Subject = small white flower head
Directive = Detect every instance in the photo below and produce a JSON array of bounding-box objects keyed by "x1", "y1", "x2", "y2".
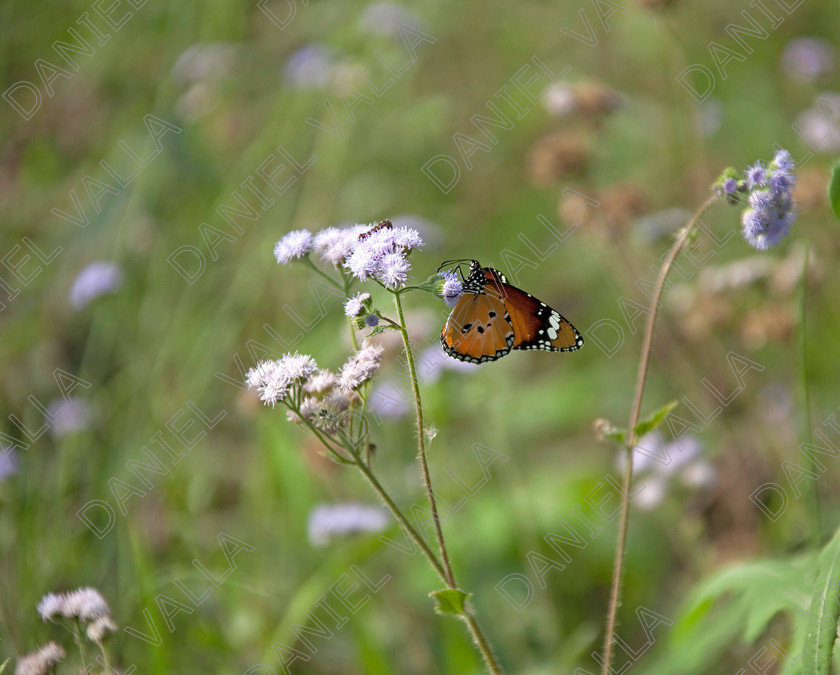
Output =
[
  {"x1": 342, "y1": 220, "x2": 423, "y2": 287},
  {"x1": 246, "y1": 353, "x2": 317, "y2": 406},
  {"x1": 392, "y1": 226, "x2": 423, "y2": 251},
  {"x1": 345, "y1": 240, "x2": 381, "y2": 281},
  {"x1": 308, "y1": 502, "x2": 389, "y2": 546},
  {"x1": 439, "y1": 270, "x2": 463, "y2": 308},
  {"x1": 15, "y1": 641, "x2": 66, "y2": 675},
  {"x1": 247, "y1": 360, "x2": 291, "y2": 406},
  {"x1": 36, "y1": 593, "x2": 66, "y2": 622},
  {"x1": 344, "y1": 292, "x2": 371, "y2": 318},
  {"x1": 303, "y1": 370, "x2": 338, "y2": 396},
  {"x1": 339, "y1": 342, "x2": 384, "y2": 391},
  {"x1": 378, "y1": 251, "x2": 410, "y2": 289},
  {"x1": 62, "y1": 587, "x2": 111, "y2": 621},
  {"x1": 70, "y1": 261, "x2": 123, "y2": 309},
  {"x1": 312, "y1": 225, "x2": 367, "y2": 265},
  {"x1": 274, "y1": 229, "x2": 313, "y2": 264},
  {"x1": 86, "y1": 614, "x2": 118, "y2": 643},
  {"x1": 282, "y1": 353, "x2": 319, "y2": 382}
]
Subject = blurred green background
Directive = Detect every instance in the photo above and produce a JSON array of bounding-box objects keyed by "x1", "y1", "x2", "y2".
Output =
[{"x1": 2, "y1": 0, "x2": 840, "y2": 672}]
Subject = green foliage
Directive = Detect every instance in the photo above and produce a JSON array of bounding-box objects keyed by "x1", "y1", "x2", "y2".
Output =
[
  {"x1": 828, "y1": 161, "x2": 840, "y2": 220},
  {"x1": 632, "y1": 400, "x2": 680, "y2": 440},
  {"x1": 802, "y1": 525, "x2": 840, "y2": 674},
  {"x1": 644, "y1": 554, "x2": 817, "y2": 674},
  {"x1": 429, "y1": 589, "x2": 470, "y2": 617},
  {"x1": 3, "y1": 0, "x2": 840, "y2": 672}
]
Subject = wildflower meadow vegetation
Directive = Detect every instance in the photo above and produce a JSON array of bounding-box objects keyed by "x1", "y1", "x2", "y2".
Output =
[{"x1": 3, "y1": 1, "x2": 840, "y2": 673}]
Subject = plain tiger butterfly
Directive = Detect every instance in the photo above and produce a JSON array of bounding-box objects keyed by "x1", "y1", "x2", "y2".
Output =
[{"x1": 439, "y1": 259, "x2": 583, "y2": 364}]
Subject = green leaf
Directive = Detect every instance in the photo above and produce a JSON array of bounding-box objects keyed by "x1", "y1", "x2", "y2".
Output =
[
  {"x1": 594, "y1": 418, "x2": 625, "y2": 443},
  {"x1": 632, "y1": 400, "x2": 679, "y2": 438},
  {"x1": 829, "y1": 161, "x2": 840, "y2": 220},
  {"x1": 0, "y1": 659, "x2": 8, "y2": 674},
  {"x1": 430, "y1": 588, "x2": 470, "y2": 616},
  {"x1": 802, "y1": 525, "x2": 840, "y2": 674},
  {"x1": 642, "y1": 554, "x2": 817, "y2": 675},
  {"x1": 366, "y1": 324, "x2": 393, "y2": 337}
]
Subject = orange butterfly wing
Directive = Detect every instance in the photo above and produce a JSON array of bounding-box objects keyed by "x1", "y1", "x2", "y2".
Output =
[
  {"x1": 482, "y1": 267, "x2": 584, "y2": 353},
  {"x1": 440, "y1": 291, "x2": 515, "y2": 363},
  {"x1": 440, "y1": 261, "x2": 583, "y2": 363}
]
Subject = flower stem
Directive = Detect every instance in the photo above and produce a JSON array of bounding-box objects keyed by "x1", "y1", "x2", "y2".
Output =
[
  {"x1": 351, "y1": 453, "x2": 449, "y2": 583},
  {"x1": 797, "y1": 241, "x2": 820, "y2": 544},
  {"x1": 391, "y1": 291, "x2": 503, "y2": 674},
  {"x1": 600, "y1": 194, "x2": 718, "y2": 674},
  {"x1": 392, "y1": 291, "x2": 456, "y2": 588}
]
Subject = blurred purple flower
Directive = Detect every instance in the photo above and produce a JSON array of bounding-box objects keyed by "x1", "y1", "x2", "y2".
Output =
[
  {"x1": 70, "y1": 261, "x2": 123, "y2": 309},
  {"x1": 368, "y1": 379, "x2": 410, "y2": 420},
  {"x1": 739, "y1": 149, "x2": 797, "y2": 250},
  {"x1": 781, "y1": 38, "x2": 835, "y2": 83},
  {"x1": 308, "y1": 502, "x2": 389, "y2": 546},
  {"x1": 617, "y1": 433, "x2": 713, "y2": 510},
  {"x1": 284, "y1": 44, "x2": 335, "y2": 89},
  {"x1": 171, "y1": 43, "x2": 237, "y2": 86},
  {"x1": 795, "y1": 94, "x2": 840, "y2": 153},
  {"x1": 0, "y1": 447, "x2": 18, "y2": 481},
  {"x1": 358, "y1": 3, "x2": 425, "y2": 38},
  {"x1": 46, "y1": 398, "x2": 91, "y2": 438},
  {"x1": 418, "y1": 343, "x2": 479, "y2": 383}
]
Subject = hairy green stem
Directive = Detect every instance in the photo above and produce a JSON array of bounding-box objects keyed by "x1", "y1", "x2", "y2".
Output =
[
  {"x1": 392, "y1": 291, "x2": 503, "y2": 674},
  {"x1": 392, "y1": 292, "x2": 456, "y2": 587},
  {"x1": 600, "y1": 194, "x2": 718, "y2": 674}
]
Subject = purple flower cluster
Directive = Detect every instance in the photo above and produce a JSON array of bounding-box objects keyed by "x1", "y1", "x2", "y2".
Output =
[
  {"x1": 246, "y1": 353, "x2": 317, "y2": 406},
  {"x1": 739, "y1": 149, "x2": 797, "y2": 250},
  {"x1": 344, "y1": 222, "x2": 423, "y2": 289},
  {"x1": 247, "y1": 344, "x2": 383, "y2": 436},
  {"x1": 274, "y1": 220, "x2": 423, "y2": 290},
  {"x1": 15, "y1": 642, "x2": 66, "y2": 674}
]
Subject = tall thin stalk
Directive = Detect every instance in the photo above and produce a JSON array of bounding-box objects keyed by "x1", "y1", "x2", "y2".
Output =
[
  {"x1": 600, "y1": 195, "x2": 717, "y2": 673},
  {"x1": 392, "y1": 291, "x2": 456, "y2": 588},
  {"x1": 392, "y1": 291, "x2": 503, "y2": 674}
]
